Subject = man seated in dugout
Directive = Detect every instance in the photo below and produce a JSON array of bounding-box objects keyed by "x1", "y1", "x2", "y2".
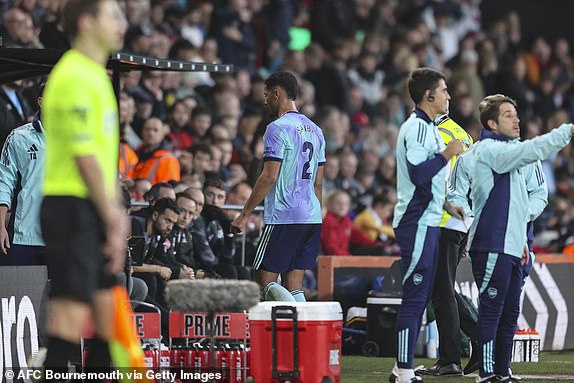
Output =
[
  {"x1": 131, "y1": 198, "x2": 194, "y2": 310},
  {"x1": 171, "y1": 192, "x2": 205, "y2": 279}
]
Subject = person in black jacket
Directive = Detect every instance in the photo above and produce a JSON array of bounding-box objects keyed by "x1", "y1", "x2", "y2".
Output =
[
  {"x1": 131, "y1": 198, "x2": 193, "y2": 308},
  {"x1": 185, "y1": 187, "x2": 221, "y2": 276},
  {"x1": 172, "y1": 192, "x2": 206, "y2": 279},
  {"x1": 202, "y1": 177, "x2": 250, "y2": 279}
]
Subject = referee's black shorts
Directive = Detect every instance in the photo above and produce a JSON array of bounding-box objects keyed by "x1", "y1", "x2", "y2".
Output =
[{"x1": 41, "y1": 196, "x2": 114, "y2": 303}]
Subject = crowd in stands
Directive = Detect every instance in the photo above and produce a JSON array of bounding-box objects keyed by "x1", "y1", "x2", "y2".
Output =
[{"x1": 2, "y1": 0, "x2": 574, "y2": 303}]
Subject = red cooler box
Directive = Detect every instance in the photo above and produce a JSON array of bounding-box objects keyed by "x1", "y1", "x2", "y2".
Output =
[{"x1": 249, "y1": 302, "x2": 343, "y2": 383}]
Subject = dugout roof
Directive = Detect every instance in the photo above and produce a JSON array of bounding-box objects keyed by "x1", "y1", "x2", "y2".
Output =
[{"x1": 0, "y1": 48, "x2": 233, "y2": 85}]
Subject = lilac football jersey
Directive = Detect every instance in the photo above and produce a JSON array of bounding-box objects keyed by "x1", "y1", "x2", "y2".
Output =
[{"x1": 262, "y1": 111, "x2": 326, "y2": 224}]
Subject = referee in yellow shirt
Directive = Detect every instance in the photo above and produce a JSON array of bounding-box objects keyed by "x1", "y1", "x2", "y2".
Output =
[
  {"x1": 418, "y1": 115, "x2": 475, "y2": 377},
  {"x1": 40, "y1": 0, "x2": 127, "y2": 372}
]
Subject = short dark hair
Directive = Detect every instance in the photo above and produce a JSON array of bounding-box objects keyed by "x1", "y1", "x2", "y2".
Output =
[
  {"x1": 203, "y1": 176, "x2": 226, "y2": 192},
  {"x1": 191, "y1": 106, "x2": 211, "y2": 119},
  {"x1": 407, "y1": 67, "x2": 447, "y2": 105},
  {"x1": 152, "y1": 198, "x2": 180, "y2": 216},
  {"x1": 478, "y1": 94, "x2": 518, "y2": 131},
  {"x1": 189, "y1": 143, "x2": 212, "y2": 158},
  {"x1": 372, "y1": 193, "x2": 391, "y2": 207},
  {"x1": 264, "y1": 71, "x2": 298, "y2": 100},
  {"x1": 144, "y1": 182, "x2": 173, "y2": 202},
  {"x1": 63, "y1": 0, "x2": 103, "y2": 38},
  {"x1": 175, "y1": 192, "x2": 195, "y2": 203}
]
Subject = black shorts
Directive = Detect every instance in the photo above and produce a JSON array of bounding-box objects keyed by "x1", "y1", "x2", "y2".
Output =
[
  {"x1": 252, "y1": 224, "x2": 321, "y2": 273},
  {"x1": 41, "y1": 196, "x2": 114, "y2": 303}
]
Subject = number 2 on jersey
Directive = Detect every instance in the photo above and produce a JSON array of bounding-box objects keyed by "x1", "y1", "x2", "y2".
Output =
[{"x1": 301, "y1": 141, "x2": 314, "y2": 179}]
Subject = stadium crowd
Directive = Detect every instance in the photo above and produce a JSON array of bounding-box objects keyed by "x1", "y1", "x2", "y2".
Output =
[{"x1": 1, "y1": 0, "x2": 574, "y2": 303}]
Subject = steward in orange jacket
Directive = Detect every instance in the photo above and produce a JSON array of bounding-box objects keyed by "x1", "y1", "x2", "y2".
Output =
[
  {"x1": 118, "y1": 142, "x2": 138, "y2": 179},
  {"x1": 132, "y1": 117, "x2": 181, "y2": 184}
]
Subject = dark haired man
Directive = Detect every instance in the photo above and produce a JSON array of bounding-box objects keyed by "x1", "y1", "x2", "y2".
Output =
[
  {"x1": 391, "y1": 68, "x2": 465, "y2": 383},
  {"x1": 132, "y1": 198, "x2": 189, "y2": 307},
  {"x1": 231, "y1": 71, "x2": 326, "y2": 302},
  {"x1": 40, "y1": 0, "x2": 127, "y2": 371}
]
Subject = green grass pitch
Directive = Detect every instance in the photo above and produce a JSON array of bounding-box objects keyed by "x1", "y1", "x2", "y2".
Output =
[{"x1": 341, "y1": 352, "x2": 574, "y2": 382}]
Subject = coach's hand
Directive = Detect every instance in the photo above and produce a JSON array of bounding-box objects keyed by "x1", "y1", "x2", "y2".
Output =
[
  {"x1": 0, "y1": 225, "x2": 10, "y2": 255},
  {"x1": 522, "y1": 245, "x2": 530, "y2": 266},
  {"x1": 103, "y1": 207, "x2": 128, "y2": 274},
  {"x1": 442, "y1": 139, "x2": 464, "y2": 160},
  {"x1": 231, "y1": 212, "x2": 248, "y2": 234}
]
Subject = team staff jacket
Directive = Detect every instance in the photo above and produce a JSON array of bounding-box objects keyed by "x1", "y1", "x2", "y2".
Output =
[
  {"x1": 393, "y1": 108, "x2": 448, "y2": 230},
  {"x1": 133, "y1": 141, "x2": 181, "y2": 184},
  {"x1": 448, "y1": 140, "x2": 547, "y2": 253},
  {"x1": 170, "y1": 226, "x2": 195, "y2": 269},
  {"x1": 130, "y1": 215, "x2": 182, "y2": 279},
  {"x1": 467, "y1": 125, "x2": 571, "y2": 258},
  {"x1": 0, "y1": 118, "x2": 45, "y2": 246}
]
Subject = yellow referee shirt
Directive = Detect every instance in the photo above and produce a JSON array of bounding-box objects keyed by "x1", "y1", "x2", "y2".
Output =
[
  {"x1": 437, "y1": 115, "x2": 473, "y2": 228},
  {"x1": 43, "y1": 50, "x2": 118, "y2": 200}
]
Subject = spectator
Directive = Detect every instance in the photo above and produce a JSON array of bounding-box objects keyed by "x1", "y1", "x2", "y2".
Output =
[
  {"x1": 310, "y1": 0, "x2": 356, "y2": 52},
  {"x1": 335, "y1": 150, "x2": 363, "y2": 206},
  {"x1": 348, "y1": 51, "x2": 385, "y2": 109},
  {"x1": 189, "y1": 143, "x2": 212, "y2": 180},
  {"x1": 211, "y1": 0, "x2": 257, "y2": 74},
  {"x1": 354, "y1": 193, "x2": 396, "y2": 242},
  {"x1": 304, "y1": 43, "x2": 348, "y2": 110},
  {"x1": 320, "y1": 190, "x2": 382, "y2": 256},
  {"x1": 321, "y1": 153, "x2": 338, "y2": 198},
  {"x1": 0, "y1": 81, "x2": 33, "y2": 146},
  {"x1": 119, "y1": 91, "x2": 141, "y2": 149},
  {"x1": 189, "y1": 106, "x2": 212, "y2": 143},
  {"x1": 132, "y1": 117, "x2": 181, "y2": 184},
  {"x1": 166, "y1": 99, "x2": 193, "y2": 151}
]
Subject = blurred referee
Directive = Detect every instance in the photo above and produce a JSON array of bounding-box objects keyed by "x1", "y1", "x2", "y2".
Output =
[{"x1": 39, "y1": 0, "x2": 127, "y2": 373}]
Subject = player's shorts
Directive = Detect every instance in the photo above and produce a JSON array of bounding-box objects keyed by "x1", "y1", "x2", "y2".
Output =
[
  {"x1": 41, "y1": 196, "x2": 114, "y2": 303},
  {"x1": 252, "y1": 223, "x2": 321, "y2": 273}
]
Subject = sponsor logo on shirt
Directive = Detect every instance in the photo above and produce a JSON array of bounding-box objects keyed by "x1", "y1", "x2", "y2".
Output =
[{"x1": 27, "y1": 144, "x2": 38, "y2": 160}]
